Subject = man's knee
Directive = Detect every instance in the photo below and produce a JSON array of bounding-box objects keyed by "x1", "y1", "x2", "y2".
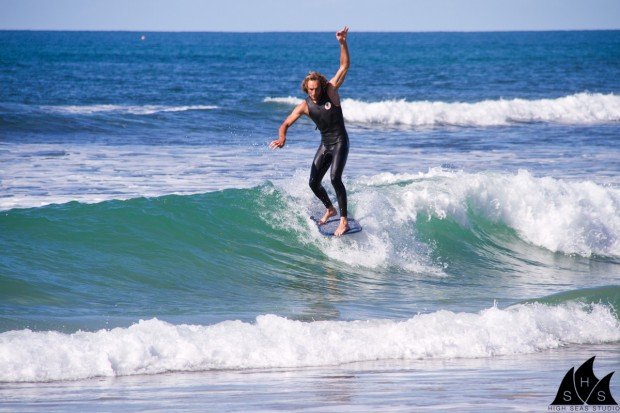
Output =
[{"x1": 330, "y1": 174, "x2": 343, "y2": 188}]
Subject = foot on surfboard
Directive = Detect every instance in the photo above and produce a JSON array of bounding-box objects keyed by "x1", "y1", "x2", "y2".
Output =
[{"x1": 310, "y1": 215, "x2": 362, "y2": 237}]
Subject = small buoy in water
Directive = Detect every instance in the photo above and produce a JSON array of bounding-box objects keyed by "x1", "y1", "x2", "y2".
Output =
[{"x1": 140, "y1": 35, "x2": 146, "y2": 41}]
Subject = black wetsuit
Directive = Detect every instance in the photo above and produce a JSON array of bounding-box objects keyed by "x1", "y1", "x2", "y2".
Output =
[{"x1": 306, "y1": 92, "x2": 349, "y2": 218}]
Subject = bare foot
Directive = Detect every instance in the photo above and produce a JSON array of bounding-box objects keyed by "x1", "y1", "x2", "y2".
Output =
[
  {"x1": 318, "y1": 206, "x2": 338, "y2": 225},
  {"x1": 334, "y1": 217, "x2": 349, "y2": 236}
]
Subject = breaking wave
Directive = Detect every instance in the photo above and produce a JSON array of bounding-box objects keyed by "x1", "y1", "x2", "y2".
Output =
[{"x1": 265, "y1": 92, "x2": 620, "y2": 127}]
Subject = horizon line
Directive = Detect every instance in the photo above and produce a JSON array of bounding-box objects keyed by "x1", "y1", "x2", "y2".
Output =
[{"x1": 1, "y1": 28, "x2": 619, "y2": 34}]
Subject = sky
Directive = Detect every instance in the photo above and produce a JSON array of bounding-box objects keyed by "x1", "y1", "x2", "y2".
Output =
[{"x1": 1, "y1": 0, "x2": 619, "y2": 32}]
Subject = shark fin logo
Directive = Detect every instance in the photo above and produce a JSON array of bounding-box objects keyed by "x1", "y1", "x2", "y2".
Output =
[{"x1": 551, "y1": 356, "x2": 617, "y2": 406}]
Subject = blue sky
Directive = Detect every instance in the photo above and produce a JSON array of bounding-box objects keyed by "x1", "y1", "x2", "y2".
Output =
[{"x1": 1, "y1": 0, "x2": 619, "y2": 31}]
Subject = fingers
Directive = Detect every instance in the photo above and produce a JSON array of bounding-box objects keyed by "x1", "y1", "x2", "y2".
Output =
[
  {"x1": 336, "y1": 26, "x2": 349, "y2": 43},
  {"x1": 269, "y1": 140, "x2": 283, "y2": 149}
]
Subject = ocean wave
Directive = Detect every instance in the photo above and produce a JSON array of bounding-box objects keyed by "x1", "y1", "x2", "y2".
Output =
[
  {"x1": 272, "y1": 168, "x2": 620, "y2": 262},
  {"x1": 3, "y1": 168, "x2": 619, "y2": 264},
  {"x1": 0, "y1": 302, "x2": 617, "y2": 382},
  {"x1": 263, "y1": 96, "x2": 303, "y2": 106},
  {"x1": 0, "y1": 144, "x2": 259, "y2": 212},
  {"x1": 525, "y1": 285, "x2": 620, "y2": 309},
  {"x1": 346, "y1": 169, "x2": 620, "y2": 258},
  {"x1": 264, "y1": 93, "x2": 620, "y2": 127},
  {"x1": 39, "y1": 104, "x2": 219, "y2": 115}
]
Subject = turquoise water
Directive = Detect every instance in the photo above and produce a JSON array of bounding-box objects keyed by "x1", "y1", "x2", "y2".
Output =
[
  {"x1": 1, "y1": 31, "x2": 619, "y2": 411},
  {"x1": 2, "y1": 185, "x2": 620, "y2": 331}
]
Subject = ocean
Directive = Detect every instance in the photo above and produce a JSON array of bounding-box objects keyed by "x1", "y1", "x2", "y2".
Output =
[{"x1": 1, "y1": 30, "x2": 619, "y2": 412}]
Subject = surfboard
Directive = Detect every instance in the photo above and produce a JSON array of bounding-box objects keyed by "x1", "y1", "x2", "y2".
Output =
[{"x1": 311, "y1": 216, "x2": 363, "y2": 236}]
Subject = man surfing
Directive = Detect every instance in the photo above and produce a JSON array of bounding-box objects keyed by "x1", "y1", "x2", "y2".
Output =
[{"x1": 270, "y1": 26, "x2": 351, "y2": 236}]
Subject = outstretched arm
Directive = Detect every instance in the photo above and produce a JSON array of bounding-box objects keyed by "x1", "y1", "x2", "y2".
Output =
[
  {"x1": 329, "y1": 26, "x2": 350, "y2": 89},
  {"x1": 269, "y1": 101, "x2": 308, "y2": 149}
]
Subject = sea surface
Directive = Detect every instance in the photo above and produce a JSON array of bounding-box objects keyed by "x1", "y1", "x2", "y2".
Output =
[{"x1": 1, "y1": 30, "x2": 619, "y2": 412}]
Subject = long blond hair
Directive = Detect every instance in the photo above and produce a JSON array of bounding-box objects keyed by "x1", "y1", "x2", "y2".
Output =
[{"x1": 301, "y1": 71, "x2": 329, "y2": 94}]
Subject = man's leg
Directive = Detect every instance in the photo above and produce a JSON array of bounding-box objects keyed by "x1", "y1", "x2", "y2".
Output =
[
  {"x1": 309, "y1": 144, "x2": 337, "y2": 224},
  {"x1": 330, "y1": 140, "x2": 349, "y2": 235}
]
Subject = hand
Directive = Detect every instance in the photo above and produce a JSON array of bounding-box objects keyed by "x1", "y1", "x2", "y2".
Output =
[
  {"x1": 269, "y1": 137, "x2": 286, "y2": 149},
  {"x1": 336, "y1": 26, "x2": 349, "y2": 44}
]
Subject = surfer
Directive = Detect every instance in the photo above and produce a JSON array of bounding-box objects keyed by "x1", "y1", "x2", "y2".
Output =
[{"x1": 270, "y1": 26, "x2": 351, "y2": 236}]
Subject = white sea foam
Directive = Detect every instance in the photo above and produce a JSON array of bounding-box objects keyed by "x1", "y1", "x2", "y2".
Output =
[
  {"x1": 263, "y1": 96, "x2": 303, "y2": 106},
  {"x1": 39, "y1": 104, "x2": 218, "y2": 115},
  {"x1": 265, "y1": 93, "x2": 620, "y2": 126},
  {"x1": 0, "y1": 302, "x2": 617, "y2": 382},
  {"x1": 274, "y1": 168, "x2": 620, "y2": 263},
  {"x1": 462, "y1": 170, "x2": 620, "y2": 257},
  {"x1": 3, "y1": 142, "x2": 618, "y2": 259},
  {"x1": 369, "y1": 169, "x2": 620, "y2": 257},
  {"x1": 0, "y1": 143, "x2": 290, "y2": 211}
]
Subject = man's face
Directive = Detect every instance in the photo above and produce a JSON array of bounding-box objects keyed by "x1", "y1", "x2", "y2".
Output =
[{"x1": 307, "y1": 80, "x2": 321, "y2": 102}]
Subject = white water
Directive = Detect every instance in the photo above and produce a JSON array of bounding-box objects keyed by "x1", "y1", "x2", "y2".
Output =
[
  {"x1": 265, "y1": 92, "x2": 620, "y2": 126},
  {"x1": 1, "y1": 302, "x2": 617, "y2": 383},
  {"x1": 0, "y1": 143, "x2": 265, "y2": 210},
  {"x1": 39, "y1": 104, "x2": 219, "y2": 115},
  {"x1": 3, "y1": 141, "x2": 618, "y2": 259},
  {"x1": 274, "y1": 169, "x2": 620, "y2": 259}
]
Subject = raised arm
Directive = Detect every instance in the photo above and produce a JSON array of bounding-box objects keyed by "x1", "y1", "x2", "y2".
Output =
[
  {"x1": 329, "y1": 26, "x2": 350, "y2": 90},
  {"x1": 269, "y1": 101, "x2": 308, "y2": 149}
]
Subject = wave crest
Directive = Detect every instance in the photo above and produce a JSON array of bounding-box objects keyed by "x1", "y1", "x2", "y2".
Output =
[
  {"x1": 350, "y1": 169, "x2": 620, "y2": 258},
  {"x1": 265, "y1": 93, "x2": 620, "y2": 127},
  {"x1": 1, "y1": 302, "x2": 617, "y2": 382},
  {"x1": 39, "y1": 104, "x2": 218, "y2": 115}
]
